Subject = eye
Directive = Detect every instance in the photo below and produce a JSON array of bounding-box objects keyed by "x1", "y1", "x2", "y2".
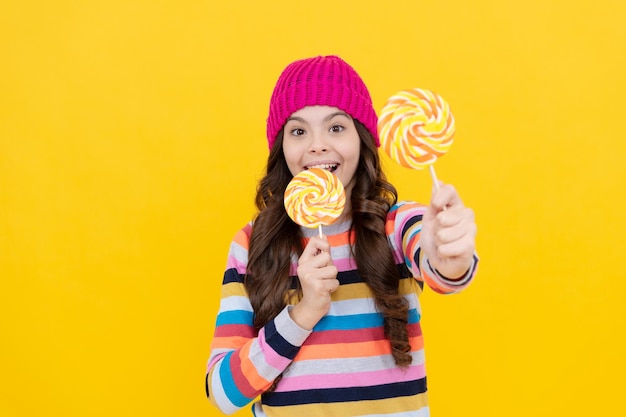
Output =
[
  {"x1": 289, "y1": 128, "x2": 305, "y2": 136},
  {"x1": 330, "y1": 124, "x2": 345, "y2": 133}
]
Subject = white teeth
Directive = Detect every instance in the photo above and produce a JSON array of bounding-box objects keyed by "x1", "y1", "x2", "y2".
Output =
[{"x1": 307, "y1": 163, "x2": 338, "y2": 171}]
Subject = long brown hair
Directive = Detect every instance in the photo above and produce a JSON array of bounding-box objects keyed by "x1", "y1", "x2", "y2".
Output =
[{"x1": 245, "y1": 121, "x2": 411, "y2": 366}]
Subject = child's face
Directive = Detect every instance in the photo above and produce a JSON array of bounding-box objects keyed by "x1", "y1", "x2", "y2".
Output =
[{"x1": 282, "y1": 105, "x2": 361, "y2": 197}]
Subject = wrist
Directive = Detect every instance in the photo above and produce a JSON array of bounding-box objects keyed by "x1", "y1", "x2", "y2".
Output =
[
  {"x1": 435, "y1": 266, "x2": 469, "y2": 281},
  {"x1": 427, "y1": 255, "x2": 476, "y2": 283},
  {"x1": 288, "y1": 304, "x2": 321, "y2": 331}
]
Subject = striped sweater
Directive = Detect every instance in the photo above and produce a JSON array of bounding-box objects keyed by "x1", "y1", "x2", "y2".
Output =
[{"x1": 206, "y1": 201, "x2": 477, "y2": 416}]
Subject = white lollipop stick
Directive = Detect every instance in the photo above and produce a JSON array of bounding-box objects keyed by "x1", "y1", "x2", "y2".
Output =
[
  {"x1": 429, "y1": 165, "x2": 446, "y2": 211},
  {"x1": 429, "y1": 165, "x2": 440, "y2": 191}
]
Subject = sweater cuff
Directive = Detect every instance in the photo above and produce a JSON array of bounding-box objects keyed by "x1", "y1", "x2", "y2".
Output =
[
  {"x1": 421, "y1": 253, "x2": 478, "y2": 292},
  {"x1": 274, "y1": 306, "x2": 312, "y2": 347}
]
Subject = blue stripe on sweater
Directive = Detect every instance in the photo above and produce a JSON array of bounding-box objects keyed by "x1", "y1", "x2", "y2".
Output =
[
  {"x1": 216, "y1": 310, "x2": 254, "y2": 326},
  {"x1": 314, "y1": 309, "x2": 421, "y2": 331},
  {"x1": 218, "y1": 351, "x2": 251, "y2": 407}
]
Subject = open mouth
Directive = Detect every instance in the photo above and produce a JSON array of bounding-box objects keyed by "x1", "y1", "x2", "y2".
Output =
[{"x1": 306, "y1": 163, "x2": 338, "y2": 173}]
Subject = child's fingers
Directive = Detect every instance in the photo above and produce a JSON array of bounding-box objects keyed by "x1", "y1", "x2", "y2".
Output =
[
  {"x1": 434, "y1": 208, "x2": 475, "y2": 242},
  {"x1": 431, "y1": 183, "x2": 464, "y2": 212},
  {"x1": 299, "y1": 236, "x2": 331, "y2": 264}
]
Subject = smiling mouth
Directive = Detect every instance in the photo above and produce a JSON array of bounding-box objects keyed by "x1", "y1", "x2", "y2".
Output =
[{"x1": 306, "y1": 163, "x2": 338, "y2": 173}]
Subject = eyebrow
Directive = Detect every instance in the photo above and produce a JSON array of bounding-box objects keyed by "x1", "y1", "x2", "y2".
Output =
[{"x1": 286, "y1": 111, "x2": 352, "y2": 124}]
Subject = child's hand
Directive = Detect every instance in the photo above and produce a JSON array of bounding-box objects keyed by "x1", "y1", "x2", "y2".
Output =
[
  {"x1": 422, "y1": 182, "x2": 477, "y2": 280},
  {"x1": 289, "y1": 236, "x2": 339, "y2": 330}
]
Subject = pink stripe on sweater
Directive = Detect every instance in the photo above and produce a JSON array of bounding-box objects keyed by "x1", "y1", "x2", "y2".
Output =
[
  {"x1": 332, "y1": 256, "x2": 358, "y2": 272},
  {"x1": 256, "y1": 327, "x2": 293, "y2": 370},
  {"x1": 226, "y1": 255, "x2": 247, "y2": 274},
  {"x1": 276, "y1": 363, "x2": 426, "y2": 391}
]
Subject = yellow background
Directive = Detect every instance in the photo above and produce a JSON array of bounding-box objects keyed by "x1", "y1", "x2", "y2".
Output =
[{"x1": 1, "y1": 1, "x2": 624, "y2": 416}]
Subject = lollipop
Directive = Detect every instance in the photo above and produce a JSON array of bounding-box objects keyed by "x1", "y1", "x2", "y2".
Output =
[
  {"x1": 378, "y1": 88, "x2": 455, "y2": 189},
  {"x1": 284, "y1": 168, "x2": 346, "y2": 237}
]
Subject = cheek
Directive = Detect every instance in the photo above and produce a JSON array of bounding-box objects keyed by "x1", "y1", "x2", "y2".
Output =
[
  {"x1": 340, "y1": 143, "x2": 361, "y2": 166},
  {"x1": 340, "y1": 153, "x2": 359, "y2": 180},
  {"x1": 282, "y1": 149, "x2": 302, "y2": 175}
]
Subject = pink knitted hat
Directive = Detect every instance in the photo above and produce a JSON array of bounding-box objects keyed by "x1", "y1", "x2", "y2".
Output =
[{"x1": 266, "y1": 55, "x2": 380, "y2": 149}]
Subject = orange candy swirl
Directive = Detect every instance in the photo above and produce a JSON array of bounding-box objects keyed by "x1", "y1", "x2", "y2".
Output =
[
  {"x1": 378, "y1": 88, "x2": 455, "y2": 169},
  {"x1": 284, "y1": 168, "x2": 346, "y2": 228}
]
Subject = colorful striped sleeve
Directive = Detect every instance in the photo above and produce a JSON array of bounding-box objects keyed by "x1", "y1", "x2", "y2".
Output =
[
  {"x1": 386, "y1": 201, "x2": 478, "y2": 294},
  {"x1": 206, "y1": 224, "x2": 312, "y2": 414}
]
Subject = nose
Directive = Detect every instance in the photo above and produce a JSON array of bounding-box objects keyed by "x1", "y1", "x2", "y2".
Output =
[{"x1": 309, "y1": 131, "x2": 329, "y2": 153}]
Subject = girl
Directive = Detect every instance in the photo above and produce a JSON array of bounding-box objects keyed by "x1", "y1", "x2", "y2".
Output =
[{"x1": 206, "y1": 55, "x2": 478, "y2": 417}]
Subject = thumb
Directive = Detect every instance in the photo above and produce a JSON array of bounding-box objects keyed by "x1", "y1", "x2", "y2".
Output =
[{"x1": 430, "y1": 180, "x2": 447, "y2": 212}]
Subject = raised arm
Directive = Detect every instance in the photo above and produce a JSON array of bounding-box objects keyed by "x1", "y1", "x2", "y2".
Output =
[{"x1": 387, "y1": 197, "x2": 478, "y2": 294}]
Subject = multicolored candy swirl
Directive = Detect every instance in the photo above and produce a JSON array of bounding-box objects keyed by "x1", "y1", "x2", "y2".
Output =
[
  {"x1": 284, "y1": 168, "x2": 346, "y2": 229},
  {"x1": 378, "y1": 88, "x2": 455, "y2": 169}
]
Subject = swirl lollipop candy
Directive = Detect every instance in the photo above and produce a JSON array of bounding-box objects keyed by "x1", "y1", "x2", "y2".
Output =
[
  {"x1": 378, "y1": 88, "x2": 455, "y2": 188},
  {"x1": 284, "y1": 168, "x2": 346, "y2": 237}
]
